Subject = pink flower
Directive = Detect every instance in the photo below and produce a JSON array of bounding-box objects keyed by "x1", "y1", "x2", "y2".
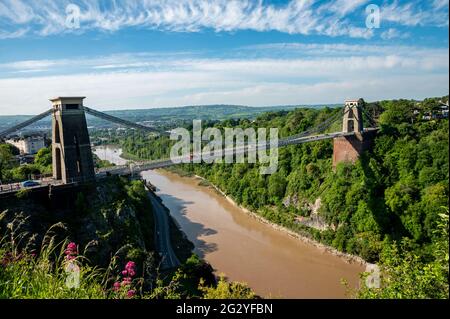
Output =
[
  {"x1": 125, "y1": 261, "x2": 136, "y2": 272},
  {"x1": 113, "y1": 282, "x2": 121, "y2": 291},
  {"x1": 128, "y1": 269, "x2": 136, "y2": 277},
  {"x1": 65, "y1": 242, "x2": 78, "y2": 260},
  {"x1": 127, "y1": 290, "x2": 136, "y2": 298},
  {"x1": 67, "y1": 242, "x2": 77, "y2": 251},
  {"x1": 121, "y1": 276, "x2": 133, "y2": 288},
  {"x1": 121, "y1": 270, "x2": 128, "y2": 276}
]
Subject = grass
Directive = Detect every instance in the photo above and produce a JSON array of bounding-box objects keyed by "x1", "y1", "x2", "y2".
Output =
[
  {"x1": 0, "y1": 216, "x2": 137, "y2": 299},
  {"x1": 0, "y1": 239, "x2": 108, "y2": 299}
]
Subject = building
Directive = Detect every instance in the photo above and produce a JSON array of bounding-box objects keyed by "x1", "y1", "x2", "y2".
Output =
[
  {"x1": 421, "y1": 103, "x2": 448, "y2": 120},
  {"x1": 440, "y1": 103, "x2": 449, "y2": 118},
  {"x1": 6, "y1": 134, "x2": 46, "y2": 155}
]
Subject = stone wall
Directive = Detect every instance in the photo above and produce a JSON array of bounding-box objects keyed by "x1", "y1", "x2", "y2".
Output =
[{"x1": 332, "y1": 131, "x2": 376, "y2": 168}]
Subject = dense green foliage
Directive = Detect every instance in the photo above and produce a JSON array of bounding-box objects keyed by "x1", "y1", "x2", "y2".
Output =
[{"x1": 355, "y1": 212, "x2": 448, "y2": 298}]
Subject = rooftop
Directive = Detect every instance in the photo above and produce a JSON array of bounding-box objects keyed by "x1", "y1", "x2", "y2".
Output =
[{"x1": 50, "y1": 97, "x2": 86, "y2": 102}]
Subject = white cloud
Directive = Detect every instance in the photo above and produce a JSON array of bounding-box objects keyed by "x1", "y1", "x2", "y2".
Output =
[
  {"x1": 380, "y1": 28, "x2": 410, "y2": 40},
  {"x1": 432, "y1": 0, "x2": 449, "y2": 10},
  {"x1": 1, "y1": 60, "x2": 59, "y2": 71},
  {"x1": 179, "y1": 74, "x2": 449, "y2": 106},
  {"x1": 319, "y1": 0, "x2": 369, "y2": 16},
  {"x1": 1, "y1": 70, "x2": 447, "y2": 114},
  {"x1": 0, "y1": 43, "x2": 447, "y2": 114},
  {"x1": 0, "y1": 0, "x2": 447, "y2": 40},
  {"x1": 382, "y1": 0, "x2": 449, "y2": 27},
  {"x1": 1, "y1": 44, "x2": 448, "y2": 79},
  {"x1": 0, "y1": 27, "x2": 28, "y2": 39},
  {"x1": 0, "y1": 0, "x2": 375, "y2": 39}
]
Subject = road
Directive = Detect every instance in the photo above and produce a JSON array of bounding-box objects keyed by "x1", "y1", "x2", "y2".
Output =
[
  {"x1": 147, "y1": 189, "x2": 180, "y2": 270},
  {"x1": 0, "y1": 179, "x2": 63, "y2": 194}
]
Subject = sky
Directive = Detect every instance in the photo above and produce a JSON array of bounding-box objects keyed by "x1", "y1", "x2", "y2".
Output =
[{"x1": 0, "y1": 0, "x2": 448, "y2": 115}]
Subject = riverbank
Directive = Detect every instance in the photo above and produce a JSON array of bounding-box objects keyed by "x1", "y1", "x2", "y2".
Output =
[{"x1": 166, "y1": 166, "x2": 367, "y2": 267}]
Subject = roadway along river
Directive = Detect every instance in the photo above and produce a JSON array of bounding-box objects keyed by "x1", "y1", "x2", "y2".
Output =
[{"x1": 94, "y1": 145, "x2": 365, "y2": 298}]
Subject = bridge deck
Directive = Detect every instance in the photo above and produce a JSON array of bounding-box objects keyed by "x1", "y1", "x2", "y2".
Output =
[{"x1": 96, "y1": 130, "x2": 376, "y2": 176}]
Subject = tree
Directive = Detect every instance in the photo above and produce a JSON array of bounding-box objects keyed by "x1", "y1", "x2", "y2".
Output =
[
  {"x1": 355, "y1": 212, "x2": 448, "y2": 299},
  {"x1": 379, "y1": 100, "x2": 415, "y2": 126},
  {"x1": 199, "y1": 275, "x2": 256, "y2": 299},
  {"x1": 267, "y1": 172, "x2": 286, "y2": 201},
  {"x1": 0, "y1": 144, "x2": 13, "y2": 181},
  {"x1": 34, "y1": 146, "x2": 52, "y2": 173}
]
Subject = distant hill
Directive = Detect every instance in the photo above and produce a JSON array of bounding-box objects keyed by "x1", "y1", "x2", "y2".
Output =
[
  {"x1": 104, "y1": 104, "x2": 337, "y2": 122},
  {"x1": 0, "y1": 103, "x2": 339, "y2": 134}
]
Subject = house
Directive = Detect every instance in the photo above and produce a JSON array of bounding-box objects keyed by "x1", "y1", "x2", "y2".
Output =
[
  {"x1": 440, "y1": 103, "x2": 449, "y2": 118},
  {"x1": 6, "y1": 134, "x2": 46, "y2": 155}
]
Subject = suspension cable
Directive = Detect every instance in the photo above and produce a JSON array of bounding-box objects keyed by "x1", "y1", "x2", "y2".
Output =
[
  {"x1": 285, "y1": 107, "x2": 348, "y2": 141},
  {"x1": 83, "y1": 106, "x2": 170, "y2": 136},
  {"x1": 0, "y1": 108, "x2": 54, "y2": 138},
  {"x1": 361, "y1": 108, "x2": 377, "y2": 128}
]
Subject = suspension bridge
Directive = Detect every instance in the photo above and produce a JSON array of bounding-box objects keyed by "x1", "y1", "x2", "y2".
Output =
[{"x1": 0, "y1": 97, "x2": 378, "y2": 194}]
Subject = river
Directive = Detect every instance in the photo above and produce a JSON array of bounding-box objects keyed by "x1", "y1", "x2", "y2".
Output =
[{"x1": 94, "y1": 145, "x2": 365, "y2": 298}]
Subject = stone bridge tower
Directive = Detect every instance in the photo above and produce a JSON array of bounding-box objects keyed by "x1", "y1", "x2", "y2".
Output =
[
  {"x1": 333, "y1": 99, "x2": 374, "y2": 168},
  {"x1": 51, "y1": 97, "x2": 95, "y2": 183},
  {"x1": 342, "y1": 99, "x2": 364, "y2": 133}
]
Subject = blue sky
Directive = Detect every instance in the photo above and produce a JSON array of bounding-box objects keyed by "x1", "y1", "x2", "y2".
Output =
[{"x1": 0, "y1": 0, "x2": 448, "y2": 114}]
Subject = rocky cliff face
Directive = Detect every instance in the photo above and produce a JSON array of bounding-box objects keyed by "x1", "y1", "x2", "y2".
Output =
[{"x1": 283, "y1": 194, "x2": 328, "y2": 231}]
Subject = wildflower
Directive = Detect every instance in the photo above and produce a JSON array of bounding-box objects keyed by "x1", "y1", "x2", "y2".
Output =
[
  {"x1": 122, "y1": 277, "x2": 132, "y2": 285},
  {"x1": 112, "y1": 260, "x2": 137, "y2": 295},
  {"x1": 113, "y1": 282, "x2": 121, "y2": 291},
  {"x1": 67, "y1": 242, "x2": 77, "y2": 251},
  {"x1": 125, "y1": 261, "x2": 136, "y2": 272},
  {"x1": 127, "y1": 290, "x2": 136, "y2": 298},
  {"x1": 65, "y1": 242, "x2": 78, "y2": 260}
]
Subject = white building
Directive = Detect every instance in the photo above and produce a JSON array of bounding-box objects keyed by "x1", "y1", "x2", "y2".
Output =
[{"x1": 6, "y1": 135, "x2": 46, "y2": 155}]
